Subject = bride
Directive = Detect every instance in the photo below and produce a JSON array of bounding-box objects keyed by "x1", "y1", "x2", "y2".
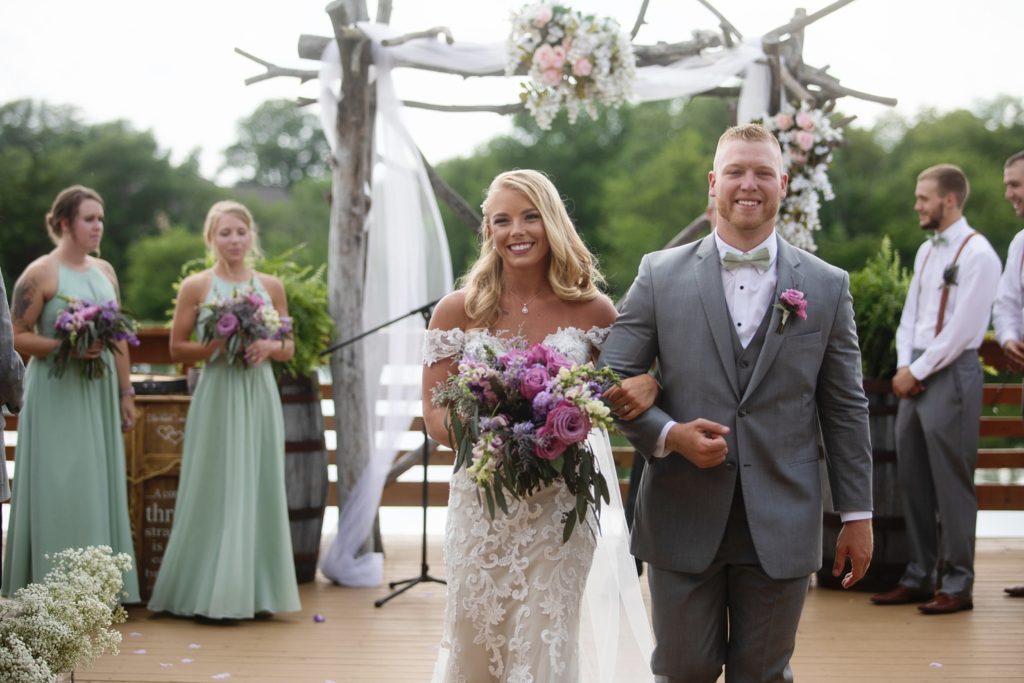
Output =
[{"x1": 423, "y1": 169, "x2": 656, "y2": 682}]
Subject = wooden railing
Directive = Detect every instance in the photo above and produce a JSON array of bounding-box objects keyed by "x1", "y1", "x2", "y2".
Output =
[{"x1": 4, "y1": 329, "x2": 1023, "y2": 509}]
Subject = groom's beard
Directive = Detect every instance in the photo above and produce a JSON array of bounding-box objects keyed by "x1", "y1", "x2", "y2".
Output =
[
  {"x1": 919, "y1": 204, "x2": 945, "y2": 232},
  {"x1": 716, "y1": 194, "x2": 781, "y2": 232}
]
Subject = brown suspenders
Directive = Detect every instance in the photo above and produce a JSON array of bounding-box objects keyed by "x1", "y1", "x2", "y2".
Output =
[{"x1": 920, "y1": 231, "x2": 977, "y2": 335}]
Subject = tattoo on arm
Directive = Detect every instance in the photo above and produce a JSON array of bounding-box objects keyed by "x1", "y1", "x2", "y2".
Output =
[{"x1": 12, "y1": 276, "x2": 37, "y2": 327}]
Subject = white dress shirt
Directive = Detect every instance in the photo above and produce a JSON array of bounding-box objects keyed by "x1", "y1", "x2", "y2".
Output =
[
  {"x1": 993, "y1": 228, "x2": 1024, "y2": 346},
  {"x1": 895, "y1": 217, "x2": 1002, "y2": 380}
]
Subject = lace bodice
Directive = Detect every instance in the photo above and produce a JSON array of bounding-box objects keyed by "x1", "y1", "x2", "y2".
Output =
[{"x1": 422, "y1": 326, "x2": 610, "y2": 367}]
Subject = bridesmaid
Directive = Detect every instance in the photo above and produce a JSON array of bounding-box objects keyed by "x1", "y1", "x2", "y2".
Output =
[
  {"x1": 148, "y1": 200, "x2": 300, "y2": 619},
  {"x1": 2, "y1": 185, "x2": 140, "y2": 600}
]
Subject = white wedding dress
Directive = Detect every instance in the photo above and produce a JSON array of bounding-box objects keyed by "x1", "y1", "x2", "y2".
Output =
[{"x1": 424, "y1": 326, "x2": 654, "y2": 683}]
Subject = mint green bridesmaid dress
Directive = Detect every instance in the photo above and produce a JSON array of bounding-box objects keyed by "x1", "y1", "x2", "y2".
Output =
[
  {"x1": 147, "y1": 275, "x2": 300, "y2": 618},
  {"x1": 1, "y1": 264, "x2": 140, "y2": 601}
]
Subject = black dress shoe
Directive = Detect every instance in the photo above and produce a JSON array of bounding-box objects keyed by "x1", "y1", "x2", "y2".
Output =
[
  {"x1": 870, "y1": 585, "x2": 933, "y2": 605},
  {"x1": 918, "y1": 592, "x2": 973, "y2": 615},
  {"x1": 1004, "y1": 585, "x2": 1024, "y2": 597}
]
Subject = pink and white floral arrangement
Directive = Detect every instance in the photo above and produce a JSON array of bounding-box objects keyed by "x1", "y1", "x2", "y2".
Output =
[
  {"x1": 760, "y1": 102, "x2": 845, "y2": 252},
  {"x1": 507, "y1": 3, "x2": 636, "y2": 130}
]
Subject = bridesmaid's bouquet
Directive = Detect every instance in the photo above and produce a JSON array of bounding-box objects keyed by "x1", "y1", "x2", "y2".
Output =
[
  {"x1": 433, "y1": 339, "x2": 619, "y2": 541},
  {"x1": 51, "y1": 297, "x2": 140, "y2": 379},
  {"x1": 198, "y1": 287, "x2": 292, "y2": 367}
]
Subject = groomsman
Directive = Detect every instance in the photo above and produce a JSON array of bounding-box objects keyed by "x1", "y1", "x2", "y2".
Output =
[
  {"x1": 872, "y1": 164, "x2": 1001, "y2": 614},
  {"x1": 990, "y1": 150, "x2": 1024, "y2": 598},
  {"x1": 1, "y1": 267, "x2": 26, "y2": 583}
]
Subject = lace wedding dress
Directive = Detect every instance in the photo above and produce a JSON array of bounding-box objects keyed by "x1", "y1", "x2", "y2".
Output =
[{"x1": 424, "y1": 327, "x2": 654, "y2": 683}]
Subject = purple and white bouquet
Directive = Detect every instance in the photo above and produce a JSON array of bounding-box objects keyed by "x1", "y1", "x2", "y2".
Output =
[
  {"x1": 433, "y1": 338, "x2": 619, "y2": 541},
  {"x1": 51, "y1": 297, "x2": 140, "y2": 379},
  {"x1": 198, "y1": 287, "x2": 292, "y2": 367}
]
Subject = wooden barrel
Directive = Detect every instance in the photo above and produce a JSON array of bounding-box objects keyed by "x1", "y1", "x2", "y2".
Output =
[
  {"x1": 278, "y1": 373, "x2": 329, "y2": 584},
  {"x1": 818, "y1": 379, "x2": 908, "y2": 591}
]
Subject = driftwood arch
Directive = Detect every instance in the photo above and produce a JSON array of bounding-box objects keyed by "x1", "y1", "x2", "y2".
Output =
[{"x1": 240, "y1": 0, "x2": 895, "y2": 572}]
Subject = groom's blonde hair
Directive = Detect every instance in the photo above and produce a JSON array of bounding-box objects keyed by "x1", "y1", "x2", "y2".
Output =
[
  {"x1": 713, "y1": 123, "x2": 784, "y2": 175},
  {"x1": 461, "y1": 169, "x2": 604, "y2": 328}
]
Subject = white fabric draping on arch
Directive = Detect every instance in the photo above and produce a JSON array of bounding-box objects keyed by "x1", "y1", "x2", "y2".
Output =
[{"x1": 317, "y1": 33, "x2": 454, "y2": 587}]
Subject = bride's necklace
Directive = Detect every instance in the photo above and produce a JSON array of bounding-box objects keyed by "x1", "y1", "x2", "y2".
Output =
[{"x1": 508, "y1": 289, "x2": 544, "y2": 315}]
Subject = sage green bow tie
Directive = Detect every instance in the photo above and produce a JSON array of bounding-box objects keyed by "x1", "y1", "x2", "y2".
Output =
[
  {"x1": 930, "y1": 233, "x2": 948, "y2": 246},
  {"x1": 721, "y1": 248, "x2": 771, "y2": 271}
]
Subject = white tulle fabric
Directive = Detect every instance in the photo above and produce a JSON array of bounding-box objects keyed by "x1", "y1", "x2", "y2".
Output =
[
  {"x1": 318, "y1": 33, "x2": 454, "y2": 586},
  {"x1": 425, "y1": 327, "x2": 654, "y2": 683}
]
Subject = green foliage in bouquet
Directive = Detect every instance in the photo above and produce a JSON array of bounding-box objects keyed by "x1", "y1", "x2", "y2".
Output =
[
  {"x1": 849, "y1": 236, "x2": 911, "y2": 379},
  {"x1": 0, "y1": 546, "x2": 131, "y2": 683},
  {"x1": 172, "y1": 245, "x2": 333, "y2": 380}
]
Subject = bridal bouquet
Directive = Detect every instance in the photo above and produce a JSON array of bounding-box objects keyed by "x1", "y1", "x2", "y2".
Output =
[
  {"x1": 507, "y1": 2, "x2": 636, "y2": 129},
  {"x1": 434, "y1": 339, "x2": 618, "y2": 541},
  {"x1": 198, "y1": 287, "x2": 292, "y2": 367},
  {"x1": 51, "y1": 297, "x2": 140, "y2": 379}
]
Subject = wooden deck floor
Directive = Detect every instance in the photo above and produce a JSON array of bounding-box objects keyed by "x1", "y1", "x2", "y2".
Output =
[{"x1": 65, "y1": 535, "x2": 1024, "y2": 682}]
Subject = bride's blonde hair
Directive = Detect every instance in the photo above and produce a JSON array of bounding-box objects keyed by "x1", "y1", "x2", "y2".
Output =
[{"x1": 461, "y1": 169, "x2": 605, "y2": 328}]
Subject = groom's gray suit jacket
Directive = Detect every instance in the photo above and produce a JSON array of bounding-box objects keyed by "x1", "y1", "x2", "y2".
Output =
[{"x1": 600, "y1": 235, "x2": 873, "y2": 580}]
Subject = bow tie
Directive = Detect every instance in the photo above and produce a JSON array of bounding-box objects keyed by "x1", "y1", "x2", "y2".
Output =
[
  {"x1": 721, "y1": 248, "x2": 771, "y2": 272},
  {"x1": 930, "y1": 233, "x2": 948, "y2": 246}
]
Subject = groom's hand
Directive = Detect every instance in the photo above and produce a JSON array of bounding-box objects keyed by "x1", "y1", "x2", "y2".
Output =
[
  {"x1": 666, "y1": 419, "x2": 730, "y2": 468},
  {"x1": 833, "y1": 519, "x2": 873, "y2": 589}
]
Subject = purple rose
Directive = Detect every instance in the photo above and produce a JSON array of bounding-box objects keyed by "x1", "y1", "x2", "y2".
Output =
[
  {"x1": 246, "y1": 292, "x2": 265, "y2": 307},
  {"x1": 544, "y1": 349, "x2": 573, "y2": 375},
  {"x1": 779, "y1": 289, "x2": 808, "y2": 320},
  {"x1": 216, "y1": 312, "x2": 240, "y2": 337},
  {"x1": 533, "y1": 426, "x2": 568, "y2": 460},
  {"x1": 79, "y1": 304, "x2": 101, "y2": 321},
  {"x1": 544, "y1": 401, "x2": 591, "y2": 445},
  {"x1": 526, "y1": 344, "x2": 548, "y2": 367},
  {"x1": 520, "y1": 366, "x2": 550, "y2": 400}
]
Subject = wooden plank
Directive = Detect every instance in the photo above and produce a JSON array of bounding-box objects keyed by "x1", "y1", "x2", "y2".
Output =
[
  {"x1": 977, "y1": 484, "x2": 1024, "y2": 510},
  {"x1": 980, "y1": 416, "x2": 1024, "y2": 438},
  {"x1": 984, "y1": 383, "x2": 1022, "y2": 406},
  {"x1": 978, "y1": 448, "x2": 1024, "y2": 469}
]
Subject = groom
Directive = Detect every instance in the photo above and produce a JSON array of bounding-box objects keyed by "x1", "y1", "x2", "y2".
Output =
[{"x1": 600, "y1": 123, "x2": 874, "y2": 682}]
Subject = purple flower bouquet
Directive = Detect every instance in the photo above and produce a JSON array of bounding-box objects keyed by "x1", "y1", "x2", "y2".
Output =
[
  {"x1": 51, "y1": 296, "x2": 140, "y2": 379},
  {"x1": 198, "y1": 287, "x2": 292, "y2": 367},
  {"x1": 433, "y1": 339, "x2": 620, "y2": 541}
]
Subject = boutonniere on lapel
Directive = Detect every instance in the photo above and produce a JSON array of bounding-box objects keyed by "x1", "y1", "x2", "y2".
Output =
[
  {"x1": 940, "y1": 263, "x2": 959, "y2": 290},
  {"x1": 774, "y1": 288, "x2": 808, "y2": 334}
]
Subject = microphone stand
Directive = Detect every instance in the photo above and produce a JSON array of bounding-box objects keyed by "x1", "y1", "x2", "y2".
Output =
[{"x1": 320, "y1": 299, "x2": 446, "y2": 607}]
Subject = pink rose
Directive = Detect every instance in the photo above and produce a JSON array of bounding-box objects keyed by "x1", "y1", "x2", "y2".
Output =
[
  {"x1": 520, "y1": 366, "x2": 550, "y2": 400},
  {"x1": 247, "y1": 292, "x2": 265, "y2": 307},
  {"x1": 532, "y1": 5, "x2": 553, "y2": 27},
  {"x1": 526, "y1": 344, "x2": 548, "y2": 366},
  {"x1": 216, "y1": 312, "x2": 240, "y2": 337},
  {"x1": 795, "y1": 131, "x2": 815, "y2": 151},
  {"x1": 544, "y1": 401, "x2": 591, "y2": 445},
  {"x1": 795, "y1": 111, "x2": 815, "y2": 131},
  {"x1": 541, "y1": 67, "x2": 561, "y2": 86},
  {"x1": 79, "y1": 304, "x2": 101, "y2": 320},
  {"x1": 534, "y1": 426, "x2": 568, "y2": 460},
  {"x1": 550, "y1": 46, "x2": 566, "y2": 69},
  {"x1": 774, "y1": 112, "x2": 794, "y2": 131},
  {"x1": 572, "y1": 57, "x2": 593, "y2": 77},
  {"x1": 534, "y1": 44, "x2": 556, "y2": 69},
  {"x1": 779, "y1": 289, "x2": 808, "y2": 320}
]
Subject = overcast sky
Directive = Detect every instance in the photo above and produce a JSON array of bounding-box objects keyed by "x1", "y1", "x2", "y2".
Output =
[{"x1": 2, "y1": 0, "x2": 1021, "y2": 182}]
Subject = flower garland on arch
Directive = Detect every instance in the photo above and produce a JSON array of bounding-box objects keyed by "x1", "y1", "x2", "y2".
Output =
[
  {"x1": 759, "y1": 103, "x2": 844, "y2": 252},
  {"x1": 507, "y1": 3, "x2": 637, "y2": 130}
]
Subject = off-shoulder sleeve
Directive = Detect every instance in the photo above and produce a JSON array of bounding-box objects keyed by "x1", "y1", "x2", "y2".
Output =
[
  {"x1": 422, "y1": 328, "x2": 466, "y2": 366},
  {"x1": 584, "y1": 326, "x2": 612, "y2": 349}
]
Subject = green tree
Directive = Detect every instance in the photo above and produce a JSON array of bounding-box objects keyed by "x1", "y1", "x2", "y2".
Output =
[
  {"x1": 123, "y1": 228, "x2": 206, "y2": 322},
  {"x1": 221, "y1": 99, "x2": 330, "y2": 188}
]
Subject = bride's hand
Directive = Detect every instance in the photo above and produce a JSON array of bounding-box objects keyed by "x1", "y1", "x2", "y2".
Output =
[{"x1": 605, "y1": 373, "x2": 660, "y2": 421}]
